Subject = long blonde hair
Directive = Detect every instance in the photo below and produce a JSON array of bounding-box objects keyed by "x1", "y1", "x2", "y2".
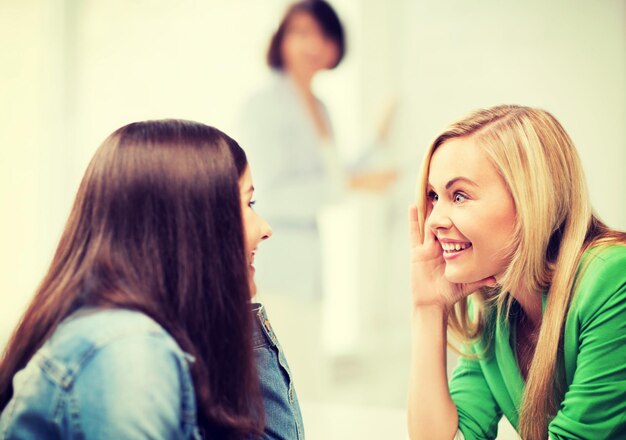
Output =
[{"x1": 416, "y1": 105, "x2": 625, "y2": 440}]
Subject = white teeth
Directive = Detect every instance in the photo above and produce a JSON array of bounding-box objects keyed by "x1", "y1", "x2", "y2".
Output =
[{"x1": 441, "y1": 242, "x2": 471, "y2": 252}]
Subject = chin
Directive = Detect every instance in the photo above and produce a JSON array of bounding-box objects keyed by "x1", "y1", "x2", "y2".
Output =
[{"x1": 444, "y1": 267, "x2": 484, "y2": 285}]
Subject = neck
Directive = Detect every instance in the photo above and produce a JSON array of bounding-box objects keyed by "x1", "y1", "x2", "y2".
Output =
[
  {"x1": 287, "y1": 69, "x2": 314, "y2": 95},
  {"x1": 512, "y1": 285, "x2": 543, "y2": 328}
]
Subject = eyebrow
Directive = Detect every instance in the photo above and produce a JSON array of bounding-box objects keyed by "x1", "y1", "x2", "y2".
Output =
[
  {"x1": 446, "y1": 177, "x2": 478, "y2": 189},
  {"x1": 427, "y1": 177, "x2": 479, "y2": 190},
  {"x1": 245, "y1": 185, "x2": 254, "y2": 194}
]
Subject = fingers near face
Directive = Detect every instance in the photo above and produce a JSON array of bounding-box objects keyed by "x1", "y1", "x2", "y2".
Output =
[{"x1": 408, "y1": 204, "x2": 422, "y2": 245}]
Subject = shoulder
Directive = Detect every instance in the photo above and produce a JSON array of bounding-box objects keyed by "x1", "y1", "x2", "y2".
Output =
[
  {"x1": 40, "y1": 308, "x2": 192, "y2": 389},
  {"x1": 7, "y1": 309, "x2": 198, "y2": 438},
  {"x1": 581, "y1": 243, "x2": 626, "y2": 271},
  {"x1": 58, "y1": 310, "x2": 197, "y2": 435},
  {"x1": 242, "y1": 73, "x2": 292, "y2": 111},
  {"x1": 47, "y1": 308, "x2": 183, "y2": 358},
  {"x1": 238, "y1": 75, "x2": 291, "y2": 143},
  {"x1": 71, "y1": 314, "x2": 195, "y2": 414},
  {"x1": 570, "y1": 244, "x2": 626, "y2": 321}
]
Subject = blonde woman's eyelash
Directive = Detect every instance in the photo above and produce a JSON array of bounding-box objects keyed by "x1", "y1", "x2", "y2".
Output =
[{"x1": 453, "y1": 192, "x2": 469, "y2": 202}]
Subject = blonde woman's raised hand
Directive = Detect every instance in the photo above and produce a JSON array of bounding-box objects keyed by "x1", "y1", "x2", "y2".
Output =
[{"x1": 408, "y1": 205, "x2": 495, "y2": 312}]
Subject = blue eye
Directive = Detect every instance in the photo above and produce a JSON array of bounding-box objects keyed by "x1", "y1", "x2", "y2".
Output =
[
  {"x1": 453, "y1": 192, "x2": 468, "y2": 203},
  {"x1": 248, "y1": 200, "x2": 256, "y2": 208}
]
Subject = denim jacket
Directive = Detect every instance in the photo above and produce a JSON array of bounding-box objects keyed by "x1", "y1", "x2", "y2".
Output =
[
  {"x1": 1, "y1": 305, "x2": 304, "y2": 439},
  {"x1": 0, "y1": 308, "x2": 202, "y2": 439},
  {"x1": 251, "y1": 303, "x2": 304, "y2": 440}
]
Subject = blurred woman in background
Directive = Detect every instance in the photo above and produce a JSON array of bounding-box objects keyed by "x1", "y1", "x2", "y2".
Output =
[{"x1": 239, "y1": 0, "x2": 395, "y2": 298}]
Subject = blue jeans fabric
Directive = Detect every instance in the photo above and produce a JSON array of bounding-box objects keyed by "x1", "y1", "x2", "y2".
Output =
[{"x1": 251, "y1": 303, "x2": 305, "y2": 440}]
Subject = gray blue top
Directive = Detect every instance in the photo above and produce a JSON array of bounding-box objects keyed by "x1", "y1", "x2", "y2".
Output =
[{"x1": 237, "y1": 73, "x2": 340, "y2": 298}]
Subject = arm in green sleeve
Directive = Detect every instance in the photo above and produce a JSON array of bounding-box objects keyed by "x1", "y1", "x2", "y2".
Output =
[
  {"x1": 549, "y1": 247, "x2": 626, "y2": 439},
  {"x1": 449, "y1": 354, "x2": 502, "y2": 440}
]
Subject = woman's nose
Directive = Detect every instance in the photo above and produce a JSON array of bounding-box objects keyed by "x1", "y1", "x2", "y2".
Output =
[
  {"x1": 261, "y1": 218, "x2": 272, "y2": 240},
  {"x1": 425, "y1": 202, "x2": 452, "y2": 232}
]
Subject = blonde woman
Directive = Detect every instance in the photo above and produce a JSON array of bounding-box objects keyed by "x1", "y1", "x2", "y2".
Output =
[{"x1": 407, "y1": 105, "x2": 626, "y2": 440}]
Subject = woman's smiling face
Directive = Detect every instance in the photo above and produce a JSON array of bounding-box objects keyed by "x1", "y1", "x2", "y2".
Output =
[
  {"x1": 426, "y1": 135, "x2": 517, "y2": 284},
  {"x1": 239, "y1": 165, "x2": 272, "y2": 296}
]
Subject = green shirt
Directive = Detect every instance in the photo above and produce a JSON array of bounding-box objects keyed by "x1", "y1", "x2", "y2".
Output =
[{"x1": 449, "y1": 245, "x2": 626, "y2": 439}]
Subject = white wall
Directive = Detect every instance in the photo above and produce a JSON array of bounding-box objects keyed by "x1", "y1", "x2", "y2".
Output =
[
  {"x1": 0, "y1": 0, "x2": 74, "y2": 345},
  {"x1": 397, "y1": 0, "x2": 626, "y2": 229}
]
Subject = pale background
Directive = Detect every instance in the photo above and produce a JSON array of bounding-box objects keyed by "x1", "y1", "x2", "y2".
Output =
[{"x1": 1, "y1": 1, "x2": 624, "y2": 438}]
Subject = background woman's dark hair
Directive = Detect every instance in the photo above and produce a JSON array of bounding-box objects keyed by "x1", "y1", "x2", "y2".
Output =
[
  {"x1": 267, "y1": 0, "x2": 345, "y2": 69},
  {"x1": 0, "y1": 120, "x2": 263, "y2": 439}
]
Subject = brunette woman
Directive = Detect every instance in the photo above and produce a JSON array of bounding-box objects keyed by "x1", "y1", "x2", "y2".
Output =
[{"x1": 0, "y1": 120, "x2": 303, "y2": 439}]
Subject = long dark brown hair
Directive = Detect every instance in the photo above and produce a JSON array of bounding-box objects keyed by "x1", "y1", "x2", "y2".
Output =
[{"x1": 0, "y1": 119, "x2": 263, "y2": 438}]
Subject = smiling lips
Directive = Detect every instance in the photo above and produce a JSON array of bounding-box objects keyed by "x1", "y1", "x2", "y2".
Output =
[{"x1": 440, "y1": 241, "x2": 472, "y2": 259}]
